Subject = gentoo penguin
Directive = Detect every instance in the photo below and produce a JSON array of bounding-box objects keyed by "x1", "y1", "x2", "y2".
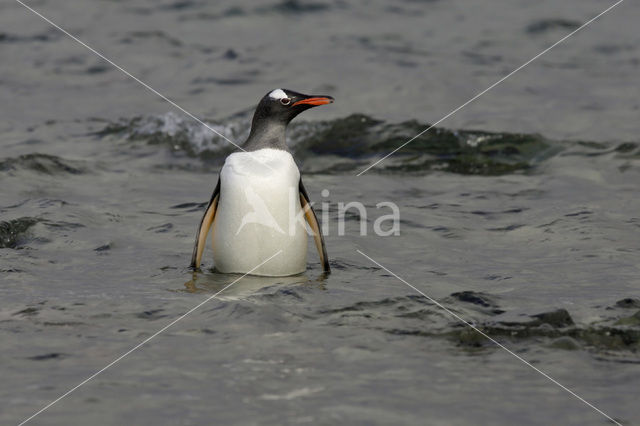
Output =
[{"x1": 190, "y1": 88, "x2": 332, "y2": 276}]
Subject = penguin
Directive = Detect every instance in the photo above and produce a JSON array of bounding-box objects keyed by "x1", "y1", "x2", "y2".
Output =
[{"x1": 190, "y1": 88, "x2": 332, "y2": 276}]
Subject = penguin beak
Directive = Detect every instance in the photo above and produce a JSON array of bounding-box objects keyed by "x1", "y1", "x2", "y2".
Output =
[{"x1": 292, "y1": 96, "x2": 334, "y2": 107}]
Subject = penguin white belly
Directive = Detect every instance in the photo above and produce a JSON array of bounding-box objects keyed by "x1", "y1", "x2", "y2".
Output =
[{"x1": 212, "y1": 148, "x2": 308, "y2": 276}]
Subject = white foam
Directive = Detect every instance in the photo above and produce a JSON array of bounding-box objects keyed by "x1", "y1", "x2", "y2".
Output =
[{"x1": 268, "y1": 88, "x2": 288, "y2": 100}]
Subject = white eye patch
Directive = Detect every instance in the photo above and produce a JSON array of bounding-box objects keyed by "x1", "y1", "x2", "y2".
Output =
[{"x1": 268, "y1": 89, "x2": 288, "y2": 100}]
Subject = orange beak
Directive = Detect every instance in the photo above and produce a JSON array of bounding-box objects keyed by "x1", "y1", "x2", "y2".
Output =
[{"x1": 292, "y1": 96, "x2": 334, "y2": 107}]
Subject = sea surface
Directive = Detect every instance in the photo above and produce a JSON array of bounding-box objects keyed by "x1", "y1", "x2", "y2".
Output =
[{"x1": 1, "y1": 0, "x2": 639, "y2": 425}]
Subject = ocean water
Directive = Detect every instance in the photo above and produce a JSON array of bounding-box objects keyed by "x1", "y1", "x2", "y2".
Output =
[{"x1": 1, "y1": 0, "x2": 639, "y2": 425}]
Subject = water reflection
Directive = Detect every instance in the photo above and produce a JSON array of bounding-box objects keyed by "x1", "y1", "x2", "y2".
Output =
[{"x1": 183, "y1": 269, "x2": 328, "y2": 298}]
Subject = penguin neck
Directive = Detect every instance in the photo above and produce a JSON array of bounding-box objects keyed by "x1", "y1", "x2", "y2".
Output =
[{"x1": 244, "y1": 119, "x2": 288, "y2": 151}]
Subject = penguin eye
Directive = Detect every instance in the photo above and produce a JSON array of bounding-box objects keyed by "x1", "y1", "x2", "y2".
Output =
[{"x1": 280, "y1": 97, "x2": 291, "y2": 106}]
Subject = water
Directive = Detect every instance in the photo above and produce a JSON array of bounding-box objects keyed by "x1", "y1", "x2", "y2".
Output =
[{"x1": 1, "y1": 0, "x2": 639, "y2": 425}]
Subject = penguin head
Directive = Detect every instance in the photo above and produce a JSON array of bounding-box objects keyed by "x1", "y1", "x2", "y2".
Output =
[{"x1": 253, "y1": 88, "x2": 334, "y2": 126}]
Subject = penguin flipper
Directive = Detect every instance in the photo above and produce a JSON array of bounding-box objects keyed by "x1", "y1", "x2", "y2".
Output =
[
  {"x1": 190, "y1": 177, "x2": 220, "y2": 269},
  {"x1": 299, "y1": 179, "x2": 330, "y2": 273}
]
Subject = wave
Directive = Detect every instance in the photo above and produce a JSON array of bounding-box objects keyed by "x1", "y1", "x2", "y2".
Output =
[{"x1": 96, "y1": 111, "x2": 638, "y2": 175}]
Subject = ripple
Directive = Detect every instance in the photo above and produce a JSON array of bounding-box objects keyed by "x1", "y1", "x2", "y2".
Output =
[
  {"x1": 526, "y1": 19, "x2": 580, "y2": 35},
  {"x1": 27, "y1": 353, "x2": 68, "y2": 361},
  {"x1": 0, "y1": 29, "x2": 62, "y2": 44},
  {"x1": 0, "y1": 217, "x2": 39, "y2": 249},
  {"x1": 0, "y1": 153, "x2": 87, "y2": 175},
  {"x1": 146, "y1": 223, "x2": 174, "y2": 233},
  {"x1": 170, "y1": 201, "x2": 208, "y2": 212},
  {"x1": 447, "y1": 291, "x2": 504, "y2": 315},
  {"x1": 258, "y1": 0, "x2": 331, "y2": 14},
  {"x1": 615, "y1": 298, "x2": 640, "y2": 309}
]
